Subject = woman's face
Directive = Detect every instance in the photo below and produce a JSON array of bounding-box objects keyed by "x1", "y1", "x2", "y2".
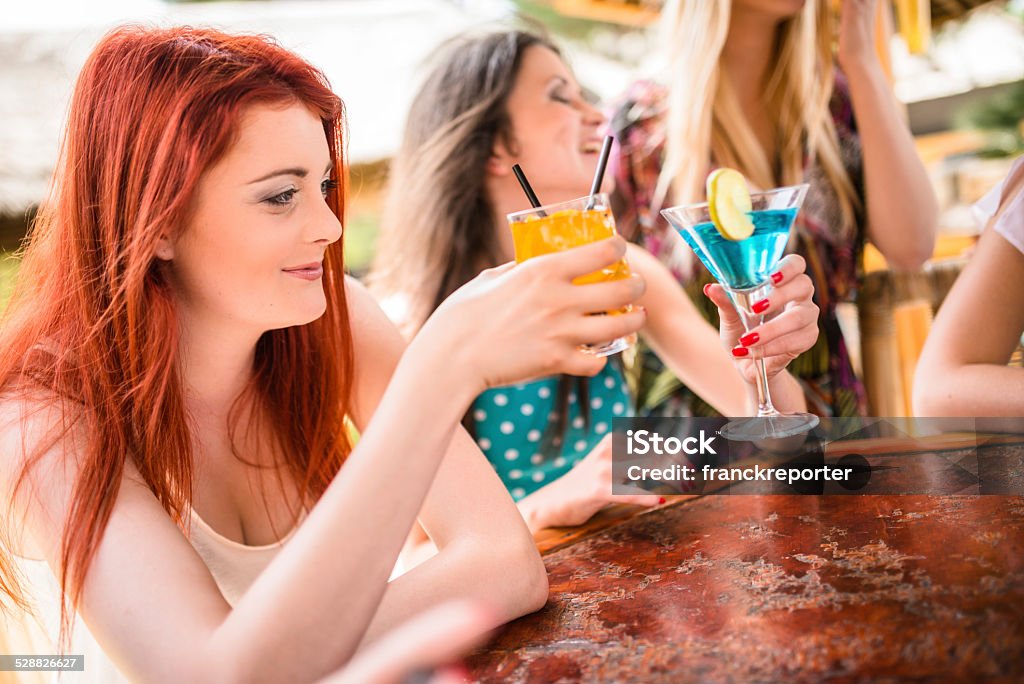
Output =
[
  {"x1": 165, "y1": 102, "x2": 342, "y2": 335},
  {"x1": 500, "y1": 45, "x2": 607, "y2": 204}
]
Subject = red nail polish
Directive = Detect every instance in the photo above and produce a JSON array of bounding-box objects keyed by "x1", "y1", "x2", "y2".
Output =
[
  {"x1": 771, "y1": 271, "x2": 783, "y2": 284},
  {"x1": 753, "y1": 299, "x2": 770, "y2": 314},
  {"x1": 658, "y1": 497, "x2": 667, "y2": 504},
  {"x1": 740, "y1": 332, "x2": 759, "y2": 347},
  {"x1": 732, "y1": 346, "x2": 749, "y2": 357},
  {"x1": 703, "y1": 283, "x2": 712, "y2": 296}
]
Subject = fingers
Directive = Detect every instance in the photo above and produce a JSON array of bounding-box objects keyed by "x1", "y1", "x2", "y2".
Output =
[
  {"x1": 703, "y1": 282, "x2": 743, "y2": 328},
  {"x1": 744, "y1": 324, "x2": 820, "y2": 362},
  {"x1": 527, "y1": 236, "x2": 628, "y2": 282},
  {"x1": 610, "y1": 494, "x2": 662, "y2": 507},
  {"x1": 769, "y1": 254, "x2": 806, "y2": 285},
  {"x1": 569, "y1": 273, "x2": 646, "y2": 315},
  {"x1": 557, "y1": 349, "x2": 609, "y2": 378},
  {"x1": 749, "y1": 273, "x2": 815, "y2": 318},
  {"x1": 324, "y1": 600, "x2": 495, "y2": 684},
  {"x1": 738, "y1": 300, "x2": 820, "y2": 357},
  {"x1": 572, "y1": 308, "x2": 646, "y2": 350}
]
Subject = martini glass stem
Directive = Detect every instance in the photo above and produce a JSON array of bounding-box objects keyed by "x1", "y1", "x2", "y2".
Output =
[
  {"x1": 726, "y1": 282, "x2": 781, "y2": 417},
  {"x1": 753, "y1": 356, "x2": 776, "y2": 416}
]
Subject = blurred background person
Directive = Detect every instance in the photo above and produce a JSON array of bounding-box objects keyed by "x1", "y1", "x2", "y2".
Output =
[{"x1": 914, "y1": 155, "x2": 1024, "y2": 416}]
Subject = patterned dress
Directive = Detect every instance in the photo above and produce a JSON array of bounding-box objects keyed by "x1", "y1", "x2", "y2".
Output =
[
  {"x1": 471, "y1": 363, "x2": 631, "y2": 500},
  {"x1": 609, "y1": 72, "x2": 869, "y2": 418}
]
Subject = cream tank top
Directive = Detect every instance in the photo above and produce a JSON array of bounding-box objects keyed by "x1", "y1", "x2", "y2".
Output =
[{"x1": 1, "y1": 508, "x2": 297, "y2": 683}]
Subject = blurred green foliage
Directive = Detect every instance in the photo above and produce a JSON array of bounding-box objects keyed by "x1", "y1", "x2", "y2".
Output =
[
  {"x1": 0, "y1": 254, "x2": 17, "y2": 312},
  {"x1": 955, "y1": 80, "x2": 1024, "y2": 158}
]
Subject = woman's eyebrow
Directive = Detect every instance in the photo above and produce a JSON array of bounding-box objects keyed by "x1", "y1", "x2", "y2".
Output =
[
  {"x1": 248, "y1": 160, "x2": 333, "y2": 185},
  {"x1": 247, "y1": 167, "x2": 309, "y2": 184}
]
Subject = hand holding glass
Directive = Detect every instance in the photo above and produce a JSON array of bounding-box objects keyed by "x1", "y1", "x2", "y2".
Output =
[
  {"x1": 661, "y1": 184, "x2": 819, "y2": 440},
  {"x1": 507, "y1": 193, "x2": 636, "y2": 357}
]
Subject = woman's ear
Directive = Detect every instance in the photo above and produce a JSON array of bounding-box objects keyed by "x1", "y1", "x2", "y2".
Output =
[
  {"x1": 487, "y1": 136, "x2": 515, "y2": 177},
  {"x1": 154, "y1": 235, "x2": 175, "y2": 261},
  {"x1": 486, "y1": 154, "x2": 510, "y2": 177}
]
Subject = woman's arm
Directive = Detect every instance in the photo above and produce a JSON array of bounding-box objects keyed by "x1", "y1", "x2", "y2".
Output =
[
  {"x1": 627, "y1": 245, "x2": 811, "y2": 415},
  {"x1": 0, "y1": 318, "x2": 484, "y2": 684},
  {"x1": 838, "y1": 0, "x2": 938, "y2": 270},
  {"x1": 345, "y1": 278, "x2": 547, "y2": 646},
  {"x1": 913, "y1": 228, "x2": 1024, "y2": 416}
]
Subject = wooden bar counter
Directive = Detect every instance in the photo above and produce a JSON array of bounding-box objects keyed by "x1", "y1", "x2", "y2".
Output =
[{"x1": 469, "y1": 436, "x2": 1024, "y2": 682}]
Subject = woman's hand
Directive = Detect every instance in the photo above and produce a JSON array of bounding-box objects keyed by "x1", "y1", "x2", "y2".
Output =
[
  {"x1": 704, "y1": 254, "x2": 819, "y2": 385},
  {"x1": 422, "y1": 237, "x2": 647, "y2": 394},
  {"x1": 837, "y1": 0, "x2": 880, "y2": 71},
  {"x1": 519, "y1": 435, "x2": 662, "y2": 531},
  {"x1": 320, "y1": 600, "x2": 494, "y2": 684}
]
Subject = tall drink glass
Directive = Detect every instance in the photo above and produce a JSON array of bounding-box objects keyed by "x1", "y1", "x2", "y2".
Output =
[{"x1": 508, "y1": 193, "x2": 636, "y2": 357}]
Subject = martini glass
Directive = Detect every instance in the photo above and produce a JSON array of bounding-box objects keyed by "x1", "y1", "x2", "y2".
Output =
[{"x1": 661, "y1": 184, "x2": 819, "y2": 441}]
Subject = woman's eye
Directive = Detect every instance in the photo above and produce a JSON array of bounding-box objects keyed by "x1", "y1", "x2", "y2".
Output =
[
  {"x1": 550, "y1": 91, "x2": 572, "y2": 105},
  {"x1": 321, "y1": 179, "x2": 338, "y2": 197},
  {"x1": 265, "y1": 188, "x2": 297, "y2": 207}
]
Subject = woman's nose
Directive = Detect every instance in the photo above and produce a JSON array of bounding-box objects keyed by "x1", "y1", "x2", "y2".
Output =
[{"x1": 581, "y1": 99, "x2": 606, "y2": 128}]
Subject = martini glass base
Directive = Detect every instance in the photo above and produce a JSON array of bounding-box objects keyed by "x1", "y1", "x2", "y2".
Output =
[{"x1": 719, "y1": 412, "x2": 820, "y2": 442}]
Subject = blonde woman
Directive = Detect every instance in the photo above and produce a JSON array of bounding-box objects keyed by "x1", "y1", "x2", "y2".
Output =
[{"x1": 611, "y1": 0, "x2": 938, "y2": 418}]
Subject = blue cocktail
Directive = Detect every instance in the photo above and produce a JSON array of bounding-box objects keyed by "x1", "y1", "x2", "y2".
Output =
[
  {"x1": 662, "y1": 184, "x2": 818, "y2": 441},
  {"x1": 679, "y1": 208, "x2": 797, "y2": 290}
]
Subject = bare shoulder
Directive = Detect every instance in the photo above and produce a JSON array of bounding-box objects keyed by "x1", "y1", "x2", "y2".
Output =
[
  {"x1": 344, "y1": 276, "x2": 407, "y2": 361},
  {"x1": 344, "y1": 276, "x2": 408, "y2": 427},
  {"x1": 0, "y1": 391, "x2": 86, "y2": 558},
  {"x1": 0, "y1": 391, "x2": 153, "y2": 556},
  {"x1": 0, "y1": 391, "x2": 79, "y2": 486}
]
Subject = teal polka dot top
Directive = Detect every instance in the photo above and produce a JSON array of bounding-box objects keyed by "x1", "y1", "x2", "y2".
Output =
[{"x1": 471, "y1": 363, "x2": 631, "y2": 501}]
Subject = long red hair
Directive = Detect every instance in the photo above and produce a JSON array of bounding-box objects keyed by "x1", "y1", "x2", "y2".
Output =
[{"x1": 0, "y1": 26, "x2": 355, "y2": 646}]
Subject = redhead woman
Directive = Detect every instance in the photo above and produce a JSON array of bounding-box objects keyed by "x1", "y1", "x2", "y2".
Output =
[{"x1": 0, "y1": 26, "x2": 647, "y2": 683}]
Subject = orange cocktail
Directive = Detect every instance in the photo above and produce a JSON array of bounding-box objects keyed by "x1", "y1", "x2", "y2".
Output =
[{"x1": 507, "y1": 193, "x2": 635, "y2": 356}]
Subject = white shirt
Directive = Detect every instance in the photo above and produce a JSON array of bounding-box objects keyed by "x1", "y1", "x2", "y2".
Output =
[{"x1": 974, "y1": 155, "x2": 1024, "y2": 255}]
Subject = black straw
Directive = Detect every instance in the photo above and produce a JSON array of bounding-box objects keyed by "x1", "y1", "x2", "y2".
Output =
[
  {"x1": 588, "y1": 135, "x2": 614, "y2": 201},
  {"x1": 512, "y1": 163, "x2": 545, "y2": 215}
]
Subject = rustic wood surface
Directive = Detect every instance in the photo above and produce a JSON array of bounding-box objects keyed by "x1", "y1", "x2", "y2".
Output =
[{"x1": 471, "y1": 438, "x2": 1024, "y2": 682}]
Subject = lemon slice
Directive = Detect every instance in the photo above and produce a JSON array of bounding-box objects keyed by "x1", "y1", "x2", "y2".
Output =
[{"x1": 707, "y1": 168, "x2": 754, "y2": 240}]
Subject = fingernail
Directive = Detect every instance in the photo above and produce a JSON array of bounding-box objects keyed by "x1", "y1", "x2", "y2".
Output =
[
  {"x1": 753, "y1": 299, "x2": 770, "y2": 314},
  {"x1": 732, "y1": 346, "x2": 749, "y2": 357},
  {"x1": 740, "y1": 332, "x2": 760, "y2": 347},
  {"x1": 771, "y1": 271, "x2": 783, "y2": 284},
  {"x1": 703, "y1": 283, "x2": 713, "y2": 297},
  {"x1": 658, "y1": 497, "x2": 667, "y2": 504}
]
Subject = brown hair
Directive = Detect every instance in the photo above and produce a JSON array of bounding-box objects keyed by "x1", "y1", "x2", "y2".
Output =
[{"x1": 369, "y1": 28, "x2": 591, "y2": 449}]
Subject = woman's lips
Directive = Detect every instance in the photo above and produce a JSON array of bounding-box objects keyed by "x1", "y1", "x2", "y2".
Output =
[{"x1": 282, "y1": 262, "x2": 323, "y2": 281}]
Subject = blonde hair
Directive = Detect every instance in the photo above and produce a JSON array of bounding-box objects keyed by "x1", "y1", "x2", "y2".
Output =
[{"x1": 656, "y1": 0, "x2": 860, "y2": 241}]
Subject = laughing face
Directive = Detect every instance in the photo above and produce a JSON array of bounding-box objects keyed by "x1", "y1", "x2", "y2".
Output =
[{"x1": 499, "y1": 45, "x2": 608, "y2": 205}]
